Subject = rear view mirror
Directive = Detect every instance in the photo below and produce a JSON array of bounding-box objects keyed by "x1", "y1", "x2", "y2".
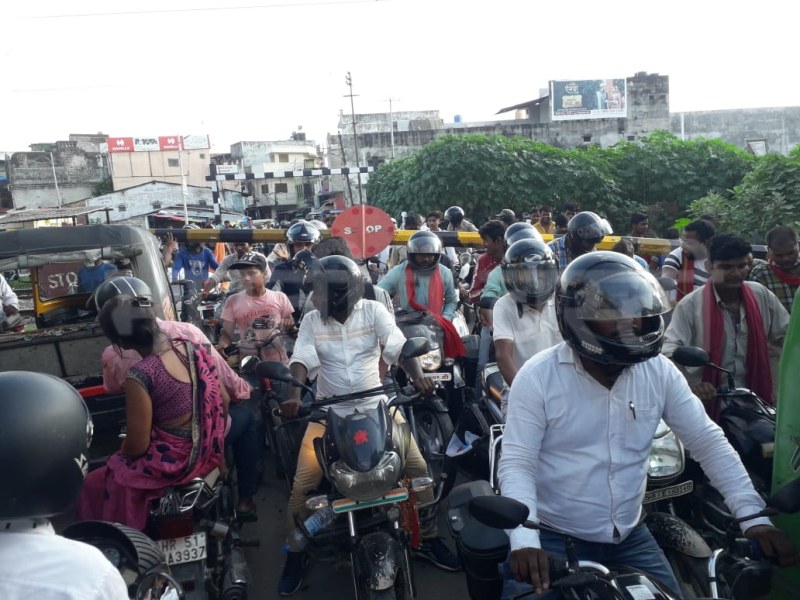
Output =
[
  {"x1": 671, "y1": 346, "x2": 710, "y2": 367},
  {"x1": 469, "y1": 495, "x2": 531, "y2": 529},
  {"x1": 401, "y1": 337, "x2": 431, "y2": 360},
  {"x1": 256, "y1": 360, "x2": 293, "y2": 382},
  {"x1": 135, "y1": 571, "x2": 185, "y2": 599},
  {"x1": 239, "y1": 355, "x2": 258, "y2": 374}
]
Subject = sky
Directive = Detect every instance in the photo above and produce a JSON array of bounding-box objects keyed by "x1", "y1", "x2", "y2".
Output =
[{"x1": 3, "y1": 0, "x2": 799, "y2": 155}]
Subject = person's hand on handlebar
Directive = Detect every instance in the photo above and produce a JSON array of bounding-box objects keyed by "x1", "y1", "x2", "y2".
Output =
[
  {"x1": 691, "y1": 382, "x2": 716, "y2": 403},
  {"x1": 509, "y1": 547, "x2": 550, "y2": 594},
  {"x1": 280, "y1": 397, "x2": 303, "y2": 419},
  {"x1": 411, "y1": 375, "x2": 435, "y2": 396},
  {"x1": 745, "y1": 525, "x2": 800, "y2": 566}
]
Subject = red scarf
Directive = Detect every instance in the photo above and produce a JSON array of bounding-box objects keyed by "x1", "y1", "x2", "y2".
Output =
[
  {"x1": 702, "y1": 282, "x2": 774, "y2": 420},
  {"x1": 677, "y1": 256, "x2": 695, "y2": 301},
  {"x1": 769, "y1": 261, "x2": 800, "y2": 286},
  {"x1": 404, "y1": 265, "x2": 466, "y2": 358}
]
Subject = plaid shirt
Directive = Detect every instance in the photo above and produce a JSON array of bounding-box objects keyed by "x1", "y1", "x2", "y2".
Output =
[
  {"x1": 548, "y1": 236, "x2": 571, "y2": 274},
  {"x1": 749, "y1": 262, "x2": 798, "y2": 314}
]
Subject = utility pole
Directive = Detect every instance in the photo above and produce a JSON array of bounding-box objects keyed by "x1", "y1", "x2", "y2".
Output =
[
  {"x1": 386, "y1": 97, "x2": 399, "y2": 159},
  {"x1": 337, "y1": 132, "x2": 355, "y2": 206},
  {"x1": 177, "y1": 136, "x2": 189, "y2": 226},
  {"x1": 344, "y1": 71, "x2": 363, "y2": 204},
  {"x1": 49, "y1": 152, "x2": 62, "y2": 208}
]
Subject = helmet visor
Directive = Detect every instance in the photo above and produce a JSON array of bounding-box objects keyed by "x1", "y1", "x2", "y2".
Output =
[
  {"x1": 575, "y1": 271, "x2": 669, "y2": 321},
  {"x1": 505, "y1": 261, "x2": 558, "y2": 302}
]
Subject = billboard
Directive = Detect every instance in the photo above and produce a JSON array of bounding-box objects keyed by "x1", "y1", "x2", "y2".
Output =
[
  {"x1": 550, "y1": 79, "x2": 627, "y2": 121},
  {"x1": 106, "y1": 134, "x2": 210, "y2": 153}
]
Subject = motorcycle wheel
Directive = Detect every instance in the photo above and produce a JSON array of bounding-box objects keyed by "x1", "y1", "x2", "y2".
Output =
[
  {"x1": 666, "y1": 549, "x2": 711, "y2": 598},
  {"x1": 414, "y1": 408, "x2": 456, "y2": 501}
]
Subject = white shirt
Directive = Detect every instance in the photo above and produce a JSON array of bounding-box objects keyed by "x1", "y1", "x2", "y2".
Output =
[
  {"x1": 0, "y1": 273, "x2": 19, "y2": 310},
  {"x1": 499, "y1": 343, "x2": 770, "y2": 551},
  {"x1": 0, "y1": 519, "x2": 129, "y2": 599},
  {"x1": 662, "y1": 281, "x2": 789, "y2": 390},
  {"x1": 492, "y1": 295, "x2": 562, "y2": 374},
  {"x1": 291, "y1": 299, "x2": 406, "y2": 411}
]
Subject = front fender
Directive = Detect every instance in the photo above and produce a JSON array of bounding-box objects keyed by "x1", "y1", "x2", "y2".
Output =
[
  {"x1": 422, "y1": 393, "x2": 450, "y2": 414},
  {"x1": 353, "y1": 531, "x2": 402, "y2": 591},
  {"x1": 644, "y1": 511, "x2": 712, "y2": 558}
]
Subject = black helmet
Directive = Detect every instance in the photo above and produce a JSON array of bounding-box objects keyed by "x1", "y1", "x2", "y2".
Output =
[
  {"x1": 502, "y1": 239, "x2": 559, "y2": 308},
  {"x1": 286, "y1": 220, "x2": 322, "y2": 245},
  {"x1": 94, "y1": 275, "x2": 153, "y2": 311},
  {"x1": 444, "y1": 206, "x2": 465, "y2": 226},
  {"x1": 556, "y1": 251, "x2": 669, "y2": 366},
  {"x1": 567, "y1": 211, "x2": 613, "y2": 243},
  {"x1": 312, "y1": 255, "x2": 365, "y2": 319},
  {"x1": 0, "y1": 372, "x2": 92, "y2": 519},
  {"x1": 406, "y1": 230, "x2": 442, "y2": 273},
  {"x1": 504, "y1": 222, "x2": 543, "y2": 246}
]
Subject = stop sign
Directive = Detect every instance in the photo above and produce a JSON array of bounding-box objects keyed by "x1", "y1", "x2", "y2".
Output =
[{"x1": 331, "y1": 205, "x2": 396, "y2": 260}]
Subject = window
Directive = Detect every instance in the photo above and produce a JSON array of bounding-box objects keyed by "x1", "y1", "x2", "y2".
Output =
[
  {"x1": 152, "y1": 201, "x2": 162, "y2": 209},
  {"x1": 199, "y1": 153, "x2": 206, "y2": 159},
  {"x1": 261, "y1": 184, "x2": 269, "y2": 194},
  {"x1": 168, "y1": 158, "x2": 179, "y2": 168},
  {"x1": 275, "y1": 183, "x2": 288, "y2": 193},
  {"x1": 278, "y1": 153, "x2": 289, "y2": 163}
]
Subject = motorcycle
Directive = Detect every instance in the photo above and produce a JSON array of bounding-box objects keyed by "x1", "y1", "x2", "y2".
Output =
[
  {"x1": 64, "y1": 519, "x2": 185, "y2": 599},
  {"x1": 449, "y1": 489, "x2": 685, "y2": 600},
  {"x1": 257, "y1": 337, "x2": 440, "y2": 599},
  {"x1": 671, "y1": 345, "x2": 776, "y2": 546}
]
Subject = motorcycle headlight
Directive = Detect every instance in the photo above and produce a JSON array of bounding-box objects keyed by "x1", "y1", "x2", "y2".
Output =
[
  {"x1": 419, "y1": 347, "x2": 442, "y2": 371},
  {"x1": 648, "y1": 425, "x2": 684, "y2": 482},
  {"x1": 329, "y1": 451, "x2": 402, "y2": 501}
]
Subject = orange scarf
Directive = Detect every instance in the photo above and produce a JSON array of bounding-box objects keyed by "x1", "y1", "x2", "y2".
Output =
[
  {"x1": 404, "y1": 265, "x2": 465, "y2": 358},
  {"x1": 769, "y1": 261, "x2": 800, "y2": 286},
  {"x1": 702, "y1": 283, "x2": 773, "y2": 420}
]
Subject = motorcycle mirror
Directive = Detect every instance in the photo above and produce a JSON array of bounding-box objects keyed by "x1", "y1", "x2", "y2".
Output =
[
  {"x1": 239, "y1": 355, "x2": 258, "y2": 374},
  {"x1": 135, "y1": 571, "x2": 185, "y2": 600},
  {"x1": 767, "y1": 478, "x2": 800, "y2": 514},
  {"x1": 671, "y1": 346, "x2": 710, "y2": 367},
  {"x1": 469, "y1": 495, "x2": 532, "y2": 530},
  {"x1": 400, "y1": 337, "x2": 431, "y2": 359},
  {"x1": 656, "y1": 276, "x2": 677, "y2": 291},
  {"x1": 459, "y1": 264, "x2": 471, "y2": 281},
  {"x1": 256, "y1": 360, "x2": 293, "y2": 382}
]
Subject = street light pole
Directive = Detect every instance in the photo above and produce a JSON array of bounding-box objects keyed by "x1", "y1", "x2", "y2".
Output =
[
  {"x1": 49, "y1": 152, "x2": 62, "y2": 208},
  {"x1": 344, "y1": 71, "x2": 363, "y2": 204},
  {"x1": 177, "y1": 136, "x2": 189, "y2": 226},
  {"x1": 386, "y1": 97, "x2": 399, "y2": 159}
]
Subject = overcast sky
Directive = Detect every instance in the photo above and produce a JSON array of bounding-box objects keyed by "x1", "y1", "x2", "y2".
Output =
[{"x1": 3, "y1": 0, "x2": 798, "y2": 154}]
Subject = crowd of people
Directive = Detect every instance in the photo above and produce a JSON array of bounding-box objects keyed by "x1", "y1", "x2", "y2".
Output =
[{"x1": 3, "y1": 200, "x2": 800, "y2": 599}]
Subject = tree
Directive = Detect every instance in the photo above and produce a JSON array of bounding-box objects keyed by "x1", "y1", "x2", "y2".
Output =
[
  {"x1": 92, "y1": 177, "x2": 114, "y2": 197},
  {"x1": 692, "y1": 153, "x2": 800, "y2": 243}
]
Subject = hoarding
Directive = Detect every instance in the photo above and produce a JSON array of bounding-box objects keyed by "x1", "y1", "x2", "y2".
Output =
[
  {"x1": 550, "y1": 79, "x2": 627, "y2": 121},
  {"x1": 106, "y1": 134, "x2": 210, "y2": 153}
]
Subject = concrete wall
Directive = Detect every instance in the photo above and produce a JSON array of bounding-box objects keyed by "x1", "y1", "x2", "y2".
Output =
[
  {"x1": 80, "y1": 181, "x2": 245, "y2": 223},
  {"x1": 8, "y1": 141, "x2": 107, "y2": 209},
  {"x1": 670, "y1": 107, "x2": 800, "y2": 155},
  {"x1": 110, "y1": 148, "x2": 211, "y2": 191}
]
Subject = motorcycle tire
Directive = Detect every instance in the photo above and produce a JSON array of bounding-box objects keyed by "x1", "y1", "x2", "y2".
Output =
[
  {"x1": 666, "y1": 549, "x2": 711, "y2": 598},
  {"x1": 414, "y1": 408, "x2": 456, "y2": 501}
]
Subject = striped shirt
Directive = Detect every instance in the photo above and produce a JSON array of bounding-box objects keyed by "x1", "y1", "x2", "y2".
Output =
[{"x1": 663, "y1": 248, "x2": 710, "y2": 290}]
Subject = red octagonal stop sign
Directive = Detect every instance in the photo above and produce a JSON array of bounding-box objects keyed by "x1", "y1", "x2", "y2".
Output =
[{"x1": 331, "y1": 205, "x2": 396, "y2": 260}]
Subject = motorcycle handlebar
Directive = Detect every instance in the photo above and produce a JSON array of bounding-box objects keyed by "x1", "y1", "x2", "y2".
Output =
[{"x1": 498, "y1": 556, "x2": 570, "y2": 582}]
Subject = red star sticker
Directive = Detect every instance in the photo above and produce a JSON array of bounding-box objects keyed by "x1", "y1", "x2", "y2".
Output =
[{"x1": 353, "y1": 430, "x2": 369, "y2": 446}]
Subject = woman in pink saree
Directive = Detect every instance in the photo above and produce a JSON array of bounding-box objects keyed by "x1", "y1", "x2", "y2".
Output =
[{"x1": 77, "y1": 295, "x2": 228, "y2": 531}]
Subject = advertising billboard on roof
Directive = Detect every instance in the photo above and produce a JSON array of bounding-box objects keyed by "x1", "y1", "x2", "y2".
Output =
[{"x1": 550, "y1": 78, "x2": 627, "y2": 121}]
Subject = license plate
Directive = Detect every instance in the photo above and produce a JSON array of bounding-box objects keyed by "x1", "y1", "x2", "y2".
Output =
[
  {"x1": 424, "y1": 372, "x2": 452, "y2": 382},
  {"x1": 158, "y1": 532, "x2": 207, "y2": 565},
  {"x1": 642, "y1": 480, "x2": 694, "y2": 504},
  {"x1": 331, "y1": 487, "x2": 409, "y2": 514}
]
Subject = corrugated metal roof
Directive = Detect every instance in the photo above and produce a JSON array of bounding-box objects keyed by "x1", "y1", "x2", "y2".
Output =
[
  {"x1": 496, "y1": 95, "x2": 548, "y2": 115},
  {"x1": 0, "y1": 206, "x2": 111, "y2": 224}
]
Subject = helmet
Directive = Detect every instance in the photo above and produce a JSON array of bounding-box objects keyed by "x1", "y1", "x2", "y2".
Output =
[
  {"x1": 312, "y1": 256, "x2": 365, "y2": 319},
  {"x1": 286, "y1": 220, "x2": 321, "y2": 247},
  {"x1": 556, "y1": 251, "x2": 669, "y2": 366},
  {"x1": 406, "y1": 230, "x2": 442, "y2": 273},
  {"x1": 94, "y1": 276, "x2": 153, "y2": 311},
  {"x1": 502, "y1": 239, "x2": 559, "y2": 308},
  {"x1": 567, "y1": 211, "x2": 613, "y2": 243},
  {"x1": 308, "y1": 219, "x2": 328, "y2": 231},
  {"x1": 504, "y1": 222, "x2": 543, "y2": 246},
  {"x1": 0, "y1": 372, "x2": 93, "y2": 519},
  {"x1": 444, "y1": 206, "x2": 465, "y2": 226}
]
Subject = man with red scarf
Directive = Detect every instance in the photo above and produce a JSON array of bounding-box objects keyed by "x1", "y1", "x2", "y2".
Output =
[
  {"x1": 749, "y1": 226, "x2": 800, "y2": 314},
  {"x1": 662, "y1": 233, "x2": 789, "y2": 415},
  {"x1": 379, "y1": 230, "x2": 464, "y2": 358}
]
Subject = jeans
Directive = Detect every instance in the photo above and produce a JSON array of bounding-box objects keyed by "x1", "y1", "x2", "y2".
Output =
[
  {"x1": 501, "y1": 523, "x2": 683, "y2": 600},
  {"x1": 226, "y1": 403, "x2": 260, "y2": 499}
]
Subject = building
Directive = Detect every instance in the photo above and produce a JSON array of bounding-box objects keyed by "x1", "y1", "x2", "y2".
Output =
[{"x1": 229, "y1": 136, "x2": 324, "y2": 220}]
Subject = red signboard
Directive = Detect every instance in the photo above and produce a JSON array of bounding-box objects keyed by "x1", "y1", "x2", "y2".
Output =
[
  {"x1": 331, "y1": 205, "x2": 395, "y2": 260},
  {"x1": 107, "y1": 137, "x2": 134, "y2": 153},
  {"x1": 159, "y1": 136, "x2": 182, "y2": 151}
]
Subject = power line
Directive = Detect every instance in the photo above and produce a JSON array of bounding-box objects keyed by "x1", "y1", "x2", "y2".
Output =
[{"x1": 26, "y1": 0, "x2": 386, "y2": 19}]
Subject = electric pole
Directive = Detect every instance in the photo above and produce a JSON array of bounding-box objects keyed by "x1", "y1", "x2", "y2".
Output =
[{"x1": 344, "y1": 71, "x2": 363, "y2": 204}]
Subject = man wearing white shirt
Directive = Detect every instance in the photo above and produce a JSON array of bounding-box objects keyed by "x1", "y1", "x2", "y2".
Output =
[
  {"x1": 492, "y1": 239, "x2": 562, "y2": 418},
  {"x1": 498, "y1": 251, "x2": 797, "y2": 598},
  {"x1": 0, "y1": 272, "x2": 20, "y2": 327}
]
